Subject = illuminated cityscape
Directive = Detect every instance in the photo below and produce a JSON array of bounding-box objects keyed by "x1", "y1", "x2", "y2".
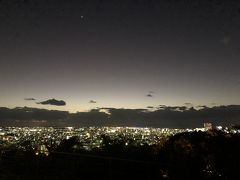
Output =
[
  {"x1": 0, "y1": 126, "x2": 238, "y2": 156},
  {"x1": 0, "y1": 0, "x2": 240, "y2": 179}
]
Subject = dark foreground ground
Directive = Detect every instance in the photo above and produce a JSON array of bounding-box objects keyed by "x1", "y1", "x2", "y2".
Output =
[{"x1": 1, "y1": 130, "x2": 240, "y2": 180}]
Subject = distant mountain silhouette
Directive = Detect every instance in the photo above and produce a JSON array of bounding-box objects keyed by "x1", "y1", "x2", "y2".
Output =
[{"x1": 0, "y1": 105, "x2": 240, "y2": 127}]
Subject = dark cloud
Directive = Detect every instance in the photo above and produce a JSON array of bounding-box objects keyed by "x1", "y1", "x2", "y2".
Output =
[
  {"x1": 146, "y1": 94, "x2": 153, "y2": 97},
  {"x1": 145, "y1": 90, "x2": 155, "y2": 97},
  {"x1": 158, "y1": 105, "x2": 167, "y2": 109},
  {"x1": 37, "y1": 99, "x2": 66, "y2": 106},
  {"x1": 0, "y1": 107, "x2": 68, "y2": 126},
  {"x1": 158, "y1": 105, "x2": 188, "y2": 111},
  {"x1": 1, "y1": 105, "x2": 240, "y2": 127},
  {"x1": 24, "y1": 98, "x2": 36, "y2": 101},
  {"x1": 146, "y1": 106, "x2": 154, "y2": 109},
  {"x1": 89, "y1": 100, "x2": 97, "y2": 103}
]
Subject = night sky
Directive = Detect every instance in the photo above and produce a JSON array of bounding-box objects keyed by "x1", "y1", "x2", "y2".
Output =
[{"x1": 0, "y1": 0, "x2": 240, "y2": 112}]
